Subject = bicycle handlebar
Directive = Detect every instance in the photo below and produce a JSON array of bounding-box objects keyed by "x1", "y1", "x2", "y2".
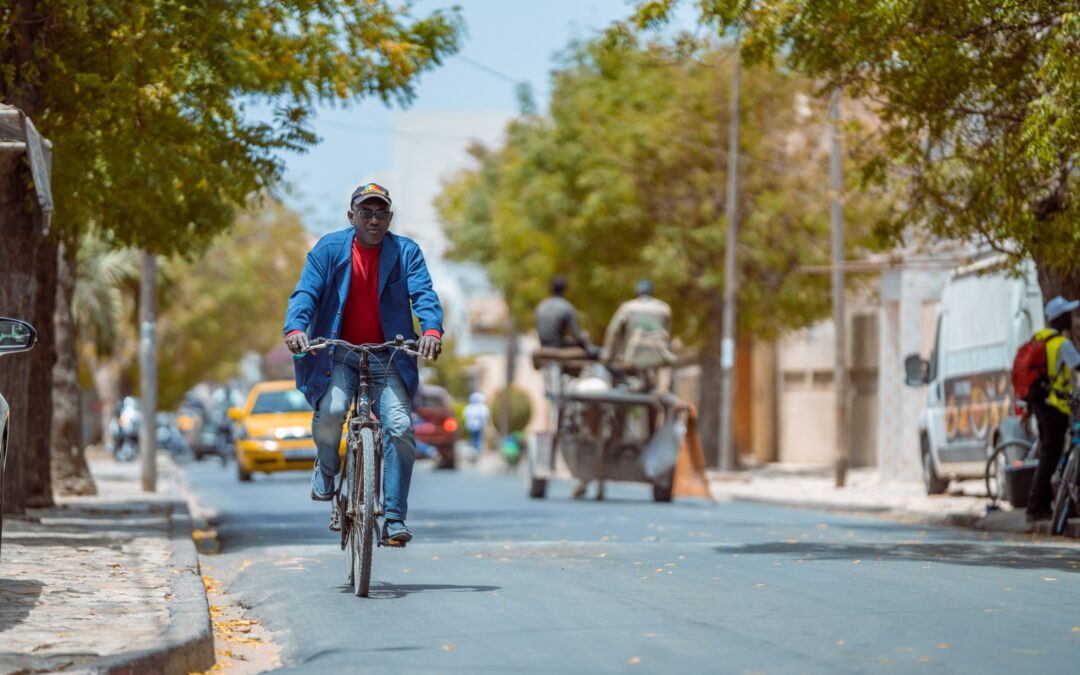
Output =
[{"x1": 303, "y1": 335, "x2": 422, "y2": 359}]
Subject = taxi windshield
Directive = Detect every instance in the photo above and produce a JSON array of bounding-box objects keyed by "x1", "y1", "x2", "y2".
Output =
[{"x1": 250, "y1": 390, "x2": 311, "y2": 415}]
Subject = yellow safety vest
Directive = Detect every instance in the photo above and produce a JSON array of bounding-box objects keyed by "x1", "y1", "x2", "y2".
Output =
[{"x1": 1035, "y1": 328, "x2": 1073, "y2": 415}]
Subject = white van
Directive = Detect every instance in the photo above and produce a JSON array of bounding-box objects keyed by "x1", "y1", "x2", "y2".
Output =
[{"x1": 904, "y1": 257, "x2": 1043, "y2": 494}]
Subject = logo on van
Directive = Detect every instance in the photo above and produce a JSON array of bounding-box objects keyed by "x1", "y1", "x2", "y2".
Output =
[{"x1": 944, "y1": 370, "x2": 1011, "y2": 442}]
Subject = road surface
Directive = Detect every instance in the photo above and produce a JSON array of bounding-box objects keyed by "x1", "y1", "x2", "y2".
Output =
[{"x1": 182, "y1": 459, "x2": 1080, "y2": 673}]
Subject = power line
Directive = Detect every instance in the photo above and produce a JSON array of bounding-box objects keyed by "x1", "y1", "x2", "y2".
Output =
[{"x1": 457, "y1": 55, "x2": 526, "y2": 86}]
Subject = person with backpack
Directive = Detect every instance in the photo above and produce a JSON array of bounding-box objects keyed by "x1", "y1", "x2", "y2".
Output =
[{"x1": 1017, "y1": 296, "x2": 1080, "y2": 522}]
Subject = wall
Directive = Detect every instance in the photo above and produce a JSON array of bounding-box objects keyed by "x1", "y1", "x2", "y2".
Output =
[{"x1": 876, "y1": 267, "x2": 949, "y2": 481}]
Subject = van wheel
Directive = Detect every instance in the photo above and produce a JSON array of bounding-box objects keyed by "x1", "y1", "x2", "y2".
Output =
[
  {"x1": 237, "y1": 463, "x2": 252, "y2": 482},
  {"x1": 921, "y1": 436, "x2": 948, "y2": 495}
]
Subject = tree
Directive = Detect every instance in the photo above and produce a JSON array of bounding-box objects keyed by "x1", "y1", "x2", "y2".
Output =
[
  {"x1": 73, "y1": 233, "x2": 140, "y2": 453},
  {"x1": 1, "y1": 0, "x2": 462, "y2": 512},
  {"x1": 156, "y1": 200, "x2": 309, "y2": 409},
  {"x1": 436, "y1": 36, "x2": 885, "y2": 462},
  {"x1": 624, "y1": 0, "x2": 1080, "y2": 299}
]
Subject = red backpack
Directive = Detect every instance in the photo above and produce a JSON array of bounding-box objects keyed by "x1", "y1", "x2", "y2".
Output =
[{"x1": 1011, "y1": 331, "x2": 1055, "y2": 411}]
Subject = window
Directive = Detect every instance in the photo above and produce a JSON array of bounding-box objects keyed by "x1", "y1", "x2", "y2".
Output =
[{"x1": 251, "y1": 390, "x2": 311, "y2": 415}]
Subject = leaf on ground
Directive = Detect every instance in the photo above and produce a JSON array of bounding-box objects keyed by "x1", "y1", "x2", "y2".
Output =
[
  {"x1": 938, "y1": 643, "x2": 950, "y2": 649},
  {"x1": 628, "y1": 657, "x2": 641, "y2": 665},
  {"x1": 443, "y1": 643, "x2": 455, "y2": 651},
  {"x1": 853, "y1": 560, "x2": 862, "y2": 564},
  {"x1": 836, "y1": 640, "x2": 844, "y2": 647}
]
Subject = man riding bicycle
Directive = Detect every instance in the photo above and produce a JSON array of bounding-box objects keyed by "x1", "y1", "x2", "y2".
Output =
[{"x1": 283, "y1": 182, "x2": 443, "y2": 543}]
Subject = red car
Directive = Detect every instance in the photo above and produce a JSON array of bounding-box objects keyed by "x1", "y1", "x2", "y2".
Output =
[{"x1": 413, "y1": 384, "x2": 459, "y2": 469}]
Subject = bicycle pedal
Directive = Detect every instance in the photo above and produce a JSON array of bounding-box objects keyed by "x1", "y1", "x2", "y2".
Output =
[{"x1": 385, "y1": 539, "x2": 406, "y2": 548}]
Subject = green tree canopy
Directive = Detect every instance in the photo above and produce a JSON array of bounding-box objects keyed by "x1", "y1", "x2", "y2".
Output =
[
  {"x1": 2, "y1": 0, "x2": 463, "y2": 253},
  {"x1": 436, "y1": 36, "x2": 883, "y2": 347},
  {"x1": 623, "y1": 0, "x2": 1080, "y2": 296},
  {"x1": 156, "y1": 199, "x2": 308, "y2": 409}
]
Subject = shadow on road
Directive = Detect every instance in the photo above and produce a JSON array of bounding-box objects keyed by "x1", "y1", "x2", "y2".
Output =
[
  {"x1": 0, "y1": 578, "x2": 44, "y2": 632},
  {"x1": 716, "y1": 540, "x2": 1080, "y2": 572},
  {"x1": 345, "y1": 582, "x2": 501, "y2": 600}
]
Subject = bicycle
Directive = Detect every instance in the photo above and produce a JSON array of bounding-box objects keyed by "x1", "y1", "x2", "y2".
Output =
[
  {"x1": 1050, "y1": 392, "x2": 1080, "y2": 536},
  {"x1": 303, "y1": 335, "x2": 421, "y2": 597},
  {"x1": 984, "y1": 413, "x2": 1037, "y2": 506}
]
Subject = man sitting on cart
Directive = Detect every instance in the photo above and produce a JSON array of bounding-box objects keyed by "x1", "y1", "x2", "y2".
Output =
[{"x1": 601, "y1": 279, "x2": 676, "y2": 391}]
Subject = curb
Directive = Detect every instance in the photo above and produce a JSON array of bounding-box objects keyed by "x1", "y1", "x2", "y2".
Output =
[
  {"x1": 83, "y1": 499, "x2": 214, "y2": 675},
  {"x1": 724, "y1": 492, "x2": 1080, "y2": 538},
  {"x1": 76, "y1": 456, "x2": 215, "y2": 675}
]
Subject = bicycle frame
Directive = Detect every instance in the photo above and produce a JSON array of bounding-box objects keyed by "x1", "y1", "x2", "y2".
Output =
[{"x1": 347, "y1": 348, "x2": 384, "y2": 519}]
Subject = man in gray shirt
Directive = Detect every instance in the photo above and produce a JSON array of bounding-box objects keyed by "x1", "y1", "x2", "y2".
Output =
[{"x1": 535, "y1": 276, "x2": 598, "y2": 357}]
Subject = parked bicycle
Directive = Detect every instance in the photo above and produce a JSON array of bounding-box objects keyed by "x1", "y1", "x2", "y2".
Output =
[
  {"x1": 302, "y1": 335, "x2": 421, "y2": 597},
  {"x1": 1050, "y1": 391, "x2": 1080, "y2": 535},
  {"x1": 984, "y1": 412, "x2": 1038, "y2": 506}
]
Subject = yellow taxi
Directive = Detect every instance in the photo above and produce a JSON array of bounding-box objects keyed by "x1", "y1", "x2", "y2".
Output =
[{"x1": 229, "y1": 380, "x2": 344, "y2": 482}]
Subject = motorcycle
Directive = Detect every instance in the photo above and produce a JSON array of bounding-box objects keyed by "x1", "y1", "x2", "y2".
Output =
[{"x1": 110, "y1": 397, "x2": 141, "y2": 463}]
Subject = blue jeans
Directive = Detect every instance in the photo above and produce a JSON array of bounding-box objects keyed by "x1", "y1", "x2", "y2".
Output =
[{"x1": 311, "y1": 349, "x2": 416, "y2": 522}]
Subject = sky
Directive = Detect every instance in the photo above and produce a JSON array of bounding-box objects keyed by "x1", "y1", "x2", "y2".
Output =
[{"x1": 269, "y1": 0, "x2": 694, "y2": 233}]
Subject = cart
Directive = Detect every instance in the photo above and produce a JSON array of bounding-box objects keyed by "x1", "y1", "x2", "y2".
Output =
[{"x1": 528, "y1": 350, "x2": 684, "y2": 502}]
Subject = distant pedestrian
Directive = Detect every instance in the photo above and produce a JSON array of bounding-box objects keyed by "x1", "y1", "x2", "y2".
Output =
[
  {"x1": 463, "y1": 392, "x2": 490, "y2": 457},
  {"x1": 1023, "y1": 296, "x2": 1080, "y2": 523}
]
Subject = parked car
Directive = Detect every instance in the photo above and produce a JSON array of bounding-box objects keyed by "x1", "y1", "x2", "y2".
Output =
[
  {"x1": 230, "y1": 380, "x2": 343, "y2": 482},
  {"x1": 0, "y1": 317, "x2": 37, "y2": 558},
  {"x1": 413, "y1": 384, "x2": 459, "y2": 470},
  {"x1": 904, "y1": 256, "x2": 1043, "y2": 494}
]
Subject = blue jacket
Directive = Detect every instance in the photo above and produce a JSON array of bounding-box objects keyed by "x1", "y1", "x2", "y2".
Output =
[{"x1": 283, "y1": 229, "x2": 443, "y2": 407}]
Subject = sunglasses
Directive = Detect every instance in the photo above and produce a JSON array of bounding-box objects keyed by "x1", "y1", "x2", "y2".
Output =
[{"x1": 354, "y1": 209, "x2": 392, "y2": 220}]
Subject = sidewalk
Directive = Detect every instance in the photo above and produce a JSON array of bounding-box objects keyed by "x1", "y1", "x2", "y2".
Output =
[
  {"x1": 708, "y1": 464, "x2": 1080, "y2": 538},
  {"x1": 0, "y1": 452, "x2": 212, "y2": 674}
]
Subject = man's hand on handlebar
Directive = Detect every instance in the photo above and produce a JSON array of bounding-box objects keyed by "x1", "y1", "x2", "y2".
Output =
[
  {"x1": 418, "y1": 334, "x2": 441, "y2": 361},
  {"x1": 285, "y1": 331, "x2": 309, "y2": 354}
]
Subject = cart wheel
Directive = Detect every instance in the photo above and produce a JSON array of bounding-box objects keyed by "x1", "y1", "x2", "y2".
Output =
[
  {"x1": 529, "y1": 478, "x2": 547, "y2": 499},
  {"x1": 652, "y1": 474, "x2": 673, "y2": 503}
]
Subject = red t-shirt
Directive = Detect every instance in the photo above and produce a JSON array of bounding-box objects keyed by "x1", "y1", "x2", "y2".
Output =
[{"x1": 340, "y1": 239, "x2": 385, "y2": 346}]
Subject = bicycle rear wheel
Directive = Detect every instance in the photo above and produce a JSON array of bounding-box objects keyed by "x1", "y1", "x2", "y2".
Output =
[
  {"x1": 352, "y1": 427, "x2": 377, "y2": 597},
  {"x1": 985, "y1": 442, "x2": 1018, "y2": 503},
  {"x1": 1051, "y1": 450, "x2": 1078, "y2": 536}
]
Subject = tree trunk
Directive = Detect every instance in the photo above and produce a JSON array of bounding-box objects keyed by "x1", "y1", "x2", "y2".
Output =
[
  {"x1": 0, "y1": 152, "x2": 57, "y2": 514},
  {"x1": 51, "y1": 242, "x2": 97, "y2": 496},
  {"x1": 1035, "y1": 261, "x2": 1080, "y2": 312},
  {"x1": 698, "y1": 294, "x2": 725, "y2": 468}
]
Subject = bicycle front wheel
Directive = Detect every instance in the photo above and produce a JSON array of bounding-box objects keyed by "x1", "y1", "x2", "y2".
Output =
[
  {"x1": 1051, "y1": 450, "x2": 1078, "y2": 536},
  {"x1": 985, "y1": 441, "x2": 1023, "y2": 503},
  {"x1": 352, "y1": 427, "x2": 377, "y2": 597}
]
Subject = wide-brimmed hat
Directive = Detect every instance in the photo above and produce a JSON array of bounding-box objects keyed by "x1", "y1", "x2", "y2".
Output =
[{"x1": 1045, "y1": 295, "x2": 1080, "y2": 322}]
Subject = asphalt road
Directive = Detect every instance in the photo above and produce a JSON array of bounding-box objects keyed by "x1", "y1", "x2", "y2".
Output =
[{"x1": 182, "y1": 458, "x2": 1080, "y2": 674}]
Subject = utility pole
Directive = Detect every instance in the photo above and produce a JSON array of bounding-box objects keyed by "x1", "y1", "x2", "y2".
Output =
[
  {"x1": 139, "y1": 251, "x2": 158, "y2": 492},
  {"x1": 830, "y1": 88, "x2": 848, "y2": 488},
  {"x1": 500, "y1": 316, "x2": 517, "y2": 439},
  {"x1": 718, "y1": 48, "x2": 741, "y2": 472}
]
